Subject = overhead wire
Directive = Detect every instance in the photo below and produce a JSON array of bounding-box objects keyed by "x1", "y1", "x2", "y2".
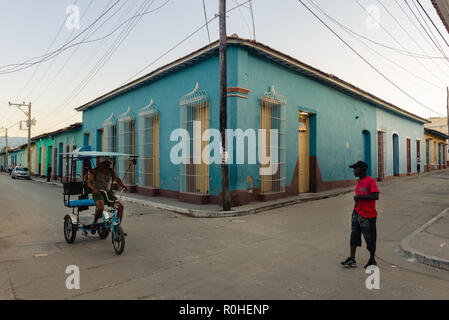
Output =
[
  {"x1": 0, "y1": 0, "x2": 122, "y2": 74},
  {"x1": 202, "y1": 0, "x2": 211, "y2": 43},
  {"x1": 34, "y1": 0, "x2": 251, "y2": 135},
  {"x1": 34, "y1": 0, "x2": 157, "y2": 134},
  {"x1": 307, "y1": 0, "x2": 444, "y2": 90},
  {"x1": 122, "y1": 0, "x2": 251, "y2": 84},
  {"x1": 297, "y1": 0, "x2": 445, "y2": 116},
  {"x1": 33, "y1": 0, "x2": 126, "y2": 103},
  {"x1": 393, "y1": 0, "x2": 449, "y2": 62},
  {"x1": 405, "y1": 0, "x2": 448, "y2": 61},
  {"x1": 415, "y1": 0, "x2": 449, "y2": 49},
  {"x1": 15, "y1": 0, "x2": 80, "y2": 100},
  {"x1": 353, "y1": 0, "x2": 448, "y2": 85},
  {"x1": 25, "y1": 0, "x2": 95, "y2": 102}
]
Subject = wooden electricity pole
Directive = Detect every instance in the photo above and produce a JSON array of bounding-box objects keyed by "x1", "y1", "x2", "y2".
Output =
[
  {"x1": 9, "y1": 101, "x2": 32, "y2": 170},
  {"x1": 219, "y1": 0, "x2": 231, "y2": 211},
  {"x1": 447, "y1": 87, "x2": 449, "y2": 164},
  {"x1": 0, "y1": 127, "x2": 8, "y2": 167}
]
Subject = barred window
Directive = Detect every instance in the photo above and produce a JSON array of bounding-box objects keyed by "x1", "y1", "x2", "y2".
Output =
[
  {"x1": 119, "y1": 107, "x2": 136, "y2": 185},
  {"x1": 180, "y1": 83, "x2": 210, "y2": 195},
  {"x1": 138, "y1": 99, "x2": 160, "y2": 188},
  {"x1": 103, "y1": 113, "x2": 117, "y2": 153},
  {"x1": 260, "y1": 86, "x2": 286, "y2": 194}
]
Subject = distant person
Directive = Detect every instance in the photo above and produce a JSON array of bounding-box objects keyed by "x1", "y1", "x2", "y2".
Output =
[
  {"x1": 341, "y1": 161, "x2": 380, "y2": 269},
  {"x1": 47, "y1": 164, "x2": 52, "y2": 182}
]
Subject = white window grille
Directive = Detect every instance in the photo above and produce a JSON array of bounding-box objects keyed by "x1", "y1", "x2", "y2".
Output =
[
  {"x1": 103, "y1": 113, "x2": 116, "y2": 152},
  {"x1": 138, "y1": 99, "x2": 160, "y2": 188},
  {"x1": 260, "y1": 86, "x2": 286, "y2": 194},
  {"x1": 118, "y1": 107, "x2": 136, "y2": 185},
  {"x1": 179, "y1": 83, "x2": 210, "y2": 195},
  {"x1": 377, "y1": 130, "x2": 387, "y2": 180}
]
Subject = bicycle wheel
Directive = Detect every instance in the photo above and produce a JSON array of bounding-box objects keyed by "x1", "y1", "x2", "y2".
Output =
[
  {"x1": 98, "y1": 223, "x2": 109, "y2": 239},
  {"x1": 64, "y1": 215, "x2": 77, "y2": 243},
  {"x1": 112, "y1": 225, "x2": 125, "y2": 255}
]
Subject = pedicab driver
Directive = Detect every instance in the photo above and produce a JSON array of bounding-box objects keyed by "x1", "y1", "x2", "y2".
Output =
[{"x1": 87, "y1": 157, "x2": 127, "y2": 234}]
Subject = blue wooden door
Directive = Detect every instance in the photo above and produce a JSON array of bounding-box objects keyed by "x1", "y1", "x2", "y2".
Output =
[
  {"x1": 363, "y1": 130, "x2": 371, "y2": 176},
  {"x1": 393, "y1": 134, "x2": 399, "y2": 176}
]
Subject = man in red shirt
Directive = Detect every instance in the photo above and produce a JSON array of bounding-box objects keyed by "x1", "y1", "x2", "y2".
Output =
[{"x1": 341, "y1": 161, "x2": 380, "y2": 269}]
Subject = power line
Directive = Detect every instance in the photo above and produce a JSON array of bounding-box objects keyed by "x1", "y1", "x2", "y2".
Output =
[
  {"x1": 25, "y1": 0, "x2": 95, "y2": 102},
  {"x1": 15, "y1": 0, "x2": 80, "y2": 100},
  {"x1": 35, "y1": 0, "x2": 155, "y2": 131},
  {"x1": 249, "y1": 0, "x2": 256, "y2": 40},
  {"x1": 393, "y1": 0, "x2": 448, "y2": 60},
  {"x1": 232, "y1": 0, "x2": 252, "y2": 39},
  {"x1": 32, "y1": 0, "x2": 250, "y2": 135},
  {"x1": 122, "y1": 0, "x2": 251, "y2": 84},
  {"x1": 405, "y1": 0, "x2": 448, "y2": 61},
  {"x1": 297, "y1": 0, "x2": 445, "y2": 116},
  {"x1": 307, "y1": 0, "x2": 444, "y2": 90},
  {"x1": 58, "y1": 0, "x2": 155, "y2": 111},
  {"x1": 415, "y1": 0, "x2": 449, "y2": 49},
  {"x1": 0, "y1": 0, "x2": 122, "y2": 74},
  {"x1": 354, "y1": 0, "x2": 448, "y2": 85},
  {"x1": 33, "y1": 0, "x2": 126, "y2": 103},
  {"x1": 202, "y1": 0, "x2": 211, "y2": 43},
  {"x1": 375, "y1": 0, "x2": 449, "y2": 81}
]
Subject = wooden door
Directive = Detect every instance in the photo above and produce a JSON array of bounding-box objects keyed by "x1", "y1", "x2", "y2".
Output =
[
  {"x1": 406, "y1": 138, "x2": 411, "y2": 174},
  {"x1": 377, "y1": 131, "x2": 384, "y2": 181},
  {"x1": 416, "y1": 140, "x2": 421, "y2": 173},
  {"x1": 298, "y1": 116, "x2": 310, "y2": 193}
]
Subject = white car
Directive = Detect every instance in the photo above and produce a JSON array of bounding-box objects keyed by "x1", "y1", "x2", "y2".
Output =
[{"x1": 11, "y1": 166, "x2": 31, "y2": 180}]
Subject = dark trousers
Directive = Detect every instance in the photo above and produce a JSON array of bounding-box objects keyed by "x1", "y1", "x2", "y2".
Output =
[{"x1": 350, "y1": 210, "x2": 377, "y2": 253}]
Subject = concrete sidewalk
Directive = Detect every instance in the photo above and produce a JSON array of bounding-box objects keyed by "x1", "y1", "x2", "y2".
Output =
[
  {"x1": 28, "y1": 174, "x2": 356, "y2": 217},
  {"x1": 17, "y1": 169, "x2": 449, "y2": 218},
  {"x1": 400, "y1": 207, "x2": 449, "y2": 271},
  {"x1": 24, "y1": 170, "x2": 449, "y2": 272}
]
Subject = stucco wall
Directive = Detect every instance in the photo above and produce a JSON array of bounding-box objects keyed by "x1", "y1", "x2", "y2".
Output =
[{"x1": 376, "y1": 108, "x2": 424, "y2": 176}]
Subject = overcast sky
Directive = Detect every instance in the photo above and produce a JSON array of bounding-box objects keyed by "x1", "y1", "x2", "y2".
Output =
[{"x1": 1, "y1": 0, "x2": 449, "y2": 138}]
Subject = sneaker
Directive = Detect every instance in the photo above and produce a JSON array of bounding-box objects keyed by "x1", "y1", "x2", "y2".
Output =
[
  {"x1": 364, "y1": 259, "x2": 377, "y2": 269},
  {"x1": 341, "y1": 257, "x2": 357, "y2": 268}
]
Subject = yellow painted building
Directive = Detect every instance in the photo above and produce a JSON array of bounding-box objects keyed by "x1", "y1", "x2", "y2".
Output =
[{"x1": 424, "y1": 128, "x2": 448, "y2": 171}]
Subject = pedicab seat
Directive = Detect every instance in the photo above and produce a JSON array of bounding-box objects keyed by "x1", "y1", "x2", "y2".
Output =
[{"x1": 64, "y1": 199, "x2": 96, "y2": 208}]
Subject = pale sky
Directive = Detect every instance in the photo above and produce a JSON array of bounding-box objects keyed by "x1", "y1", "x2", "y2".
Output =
[{"x1": 1, "y1": 0, "x2": 449, "y2": 138}]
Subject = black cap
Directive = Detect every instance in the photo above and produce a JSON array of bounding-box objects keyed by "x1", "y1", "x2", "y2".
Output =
[{"x1": 349, "y1": 161, "x2": 368, "y2": 170}]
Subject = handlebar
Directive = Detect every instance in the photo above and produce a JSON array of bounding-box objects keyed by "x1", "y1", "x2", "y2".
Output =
[{"x1": 98, "y1": 188, "x2": 126, "y2": 203}]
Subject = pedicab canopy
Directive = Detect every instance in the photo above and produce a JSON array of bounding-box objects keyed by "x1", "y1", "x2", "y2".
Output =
[{"x1": 61, "y1": 146, "x2": 137, "y2": 160}]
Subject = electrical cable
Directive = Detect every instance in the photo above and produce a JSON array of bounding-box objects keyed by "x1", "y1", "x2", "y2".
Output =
[
  {"x1": 202, "y1": 0, "x2": 211, "y2": 43},
  {"x1": 298, "y1": 0, "x2": 445, "y2": 116},
  {"x1": 307, "y1": 0, "x2": 445, "y2": 90},
  {"x1": 354, "y1": 0, "x2": 448, "y2": 85},
  {"x1": 122, "y1": 0, "x2": 251, "y2": 84},
  {"x1": 0, "y1": 0, "x2": 122, "y2": 73}
]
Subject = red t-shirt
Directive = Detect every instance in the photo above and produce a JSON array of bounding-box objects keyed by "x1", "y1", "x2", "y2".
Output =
[{"x1": 355, "y1": 176, "x2": 380, "y2": 218}]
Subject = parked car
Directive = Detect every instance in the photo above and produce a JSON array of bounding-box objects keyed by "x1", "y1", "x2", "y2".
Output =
[{"x1": 11, "y1": 167, "x2": 31, "y2": 180}]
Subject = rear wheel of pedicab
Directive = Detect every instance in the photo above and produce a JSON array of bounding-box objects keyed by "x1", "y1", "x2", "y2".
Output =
[
  {"x1": 64, "y1": 215, "x2": 77, "y2": 243},
  {"x1": 98, "y1": 223, "x2": 109, "y2": 239},
  {"x1": 112, "y1": 225, "x2": 125, "y2": 255}
]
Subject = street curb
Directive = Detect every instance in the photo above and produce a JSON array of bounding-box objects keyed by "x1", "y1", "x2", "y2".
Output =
[
  {"x1": 30, "y1": 177, "x2": 353, "y2": 218},
  {"x1": 122, "y1": 189, "x2": 354, "y2": 218},
  {"x1": 399, "y1": 207, "x2": 449, "y2": 271}
]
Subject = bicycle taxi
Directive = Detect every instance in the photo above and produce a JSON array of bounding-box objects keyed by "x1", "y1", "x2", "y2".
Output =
[{"x1": 62, "y1": 147, "x2": 137, "y2": 254}]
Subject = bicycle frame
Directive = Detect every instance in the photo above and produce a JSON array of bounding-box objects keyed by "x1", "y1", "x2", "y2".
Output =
[{"x1": 99, "y1": 189, "x2": 125, "y2": 241}]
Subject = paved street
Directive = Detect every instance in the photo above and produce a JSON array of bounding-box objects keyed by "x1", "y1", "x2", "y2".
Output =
[{"x1": 1, "y1": 171, "x2": 449, "y2": 300}]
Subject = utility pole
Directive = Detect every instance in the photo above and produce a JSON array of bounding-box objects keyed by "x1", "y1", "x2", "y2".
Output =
[
  {"x1": 446, "y1": 87, "x2": 449, "y2": 164},
  {"x1": 219, "y1": 0, "x2": 231, "y2": 211},
  {"x1": 0, "y1": 127, "x2": 8, "y2": 168},
  {"x1": 9, "y1": 101, "x2": 33, "y2": 170}
]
